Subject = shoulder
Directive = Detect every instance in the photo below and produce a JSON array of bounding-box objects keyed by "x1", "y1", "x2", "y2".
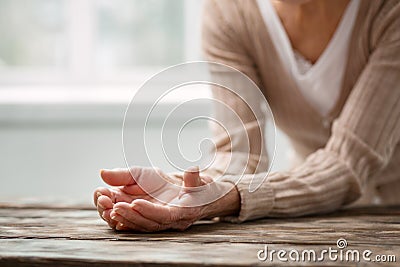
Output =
[
  {"x1": 202, "y1": 0, "x2": 263, "y2": 54},
  {"x1": 365, "y1": 0, "x2": 400, "y2": 48},
  {"x1": 202, "y1": 0, "x2": 258, "y2": 29}
]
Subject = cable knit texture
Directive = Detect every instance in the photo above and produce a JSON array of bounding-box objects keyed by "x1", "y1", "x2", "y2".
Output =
[{"x1": 201, "y1": 0, "x2": 400, "y2": 222}]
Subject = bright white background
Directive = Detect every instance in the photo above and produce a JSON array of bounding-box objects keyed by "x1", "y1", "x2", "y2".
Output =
[{"x1": 0, "y1": 0, "x2": 290, "y2": 203}]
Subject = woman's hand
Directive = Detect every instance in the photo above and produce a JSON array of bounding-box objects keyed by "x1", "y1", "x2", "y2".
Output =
[{"x1": 93, "y1": 166, "x2": 240, "y2": 232}]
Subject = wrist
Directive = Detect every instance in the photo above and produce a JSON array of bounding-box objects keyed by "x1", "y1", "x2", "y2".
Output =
[{"x1": 200, "y1": 182, "x2": 240, "y2": 219}]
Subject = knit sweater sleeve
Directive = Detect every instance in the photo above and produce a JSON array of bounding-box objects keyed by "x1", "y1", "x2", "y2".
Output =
[
  {"x1": 201, "y1": 0, "x2": 270, "y2": 181},
  {"x1": 202, "y1": 0, "x2": 400, "y2": 222}
]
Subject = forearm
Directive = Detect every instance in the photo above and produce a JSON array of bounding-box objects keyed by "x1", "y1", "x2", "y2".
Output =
[{"x1": 217, "y1": 148, "x2": 364, "y2": 222}]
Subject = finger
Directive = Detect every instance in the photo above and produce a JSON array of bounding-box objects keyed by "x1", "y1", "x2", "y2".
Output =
[
  {"x1": 102, "y1": 209, "x2": 117, "y2": 229},
  {"x1": 95, "y1": 185, "x2": 148, "y2": 206},
  {"x1": 97, "y1": 195, "x2": 114, "y2": 222},
  {"x1": 113, "y1": 205, "x2": 193, "y2": 232},
  {"x1": 113, "y1": 202, "x2": 162, "y2": 231},
  {"x1": 98, "y1": 196, "x2": 119, "y2": 229},
  {"x1": 121, "y1": 184, "x2": 147, "y2": 196},
  {"x1": 115, "y1": 222, "x2": 130, "y2": 231},
  {"x1": 97, "y1": 195, "x2": 114, "y2": 210},
  {"x1": 183, "y1": 166, "x2": 202, "y2": 188},
  {"x1": 93, "y1": 187, "x2": 113, "y2": 206},
  {"x1": 100, "y1": 168, "x2": 135, "y2": 186},
  {"x1": 131, "y1": 199, "x2": 174, "y2": 224},
  {"x1": 179, "y1": 166, "x2": 206, "y2": 199},
  {"x1": 110, "y1": 211, "x2": 152, "y2": 232},
  {"x1": 107, "y1": 218, "x2": 130, "y2": 231}
]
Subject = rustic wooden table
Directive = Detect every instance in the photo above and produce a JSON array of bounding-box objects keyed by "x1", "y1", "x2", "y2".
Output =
[{"x1": 0, "y1": 202, "x2": 399, "y2": 266}]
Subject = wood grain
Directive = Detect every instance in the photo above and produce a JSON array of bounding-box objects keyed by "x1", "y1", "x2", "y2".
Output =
[{"x1": 0, "y1": 203, "x2": 399, "y2": 266}]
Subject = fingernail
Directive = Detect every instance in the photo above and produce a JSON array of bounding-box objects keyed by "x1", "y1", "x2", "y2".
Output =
[
  {"x1": 186, "y1": 166, "x2": 199, "y2": 173},
  {"x1": 116, "y1": 222, "x2": 124, "y2": 230},
  {"x1": 111, "y1": 216, "x2": 116, "y2": 220}
]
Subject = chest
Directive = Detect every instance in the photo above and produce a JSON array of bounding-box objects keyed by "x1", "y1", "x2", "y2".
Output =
[
  {"x1": 272, "y1": 1, "x2": 350, "y2": 63},
  {"x1": 251, "y1": 0, "x2": 362, "y2": 135}
]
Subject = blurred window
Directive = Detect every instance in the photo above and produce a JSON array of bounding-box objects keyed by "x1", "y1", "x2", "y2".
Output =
[
  {"x1": 0, "y1": 0, "x2": 67, "y2": 67},
  {"x1": 96, "y1": 0, "x2": 184, "y2": 68},
  {"x1": 0, "y1": 0, "x2": 201, "y2": 83}
]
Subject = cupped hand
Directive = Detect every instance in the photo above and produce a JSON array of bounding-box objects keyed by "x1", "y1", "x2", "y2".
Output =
[
  {"x1": 94, "y1": 166, "x2": 184, "y2": 229},
  {"x1": 94, "y1": 166, "x2": 235, "y2": 231}
]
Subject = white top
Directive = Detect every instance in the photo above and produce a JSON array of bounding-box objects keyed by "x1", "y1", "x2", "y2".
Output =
[{"x1": 256, "y1": 0, "x2": 360, "y2": 117}]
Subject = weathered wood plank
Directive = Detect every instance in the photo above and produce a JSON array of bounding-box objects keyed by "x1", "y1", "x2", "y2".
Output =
[
  {"x1": 1, "y1": 207, "x2": 399, "y2": 246},
  {"x1": 0, "y1": 204, "x2": 399, "y2": 266}
]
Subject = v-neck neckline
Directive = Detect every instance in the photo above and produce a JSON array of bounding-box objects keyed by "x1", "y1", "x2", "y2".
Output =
[
  {"x1": 259, "y1": 0, "x2": 359, "y2": 78},
  {"x1": 255, "y1": 0, "x2": 363, "y2": 121}
]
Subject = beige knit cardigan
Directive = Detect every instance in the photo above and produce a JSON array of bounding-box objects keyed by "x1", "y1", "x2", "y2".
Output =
[{"x1": 201, "y1": 0, "x2": 400, "y2": 222}]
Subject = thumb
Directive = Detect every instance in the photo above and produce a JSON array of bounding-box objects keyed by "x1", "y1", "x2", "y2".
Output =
[
  {"x1": 183, "y1": 166, "x2": 202, "y2": 188},
  {"x1": 100, "y1": 168, "x2": 135, "y2": 186}
]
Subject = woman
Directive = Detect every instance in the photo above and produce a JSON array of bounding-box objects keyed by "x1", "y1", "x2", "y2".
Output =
[{"x1": 94, "y1": 0, "x2": 400, "y2": 231}]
